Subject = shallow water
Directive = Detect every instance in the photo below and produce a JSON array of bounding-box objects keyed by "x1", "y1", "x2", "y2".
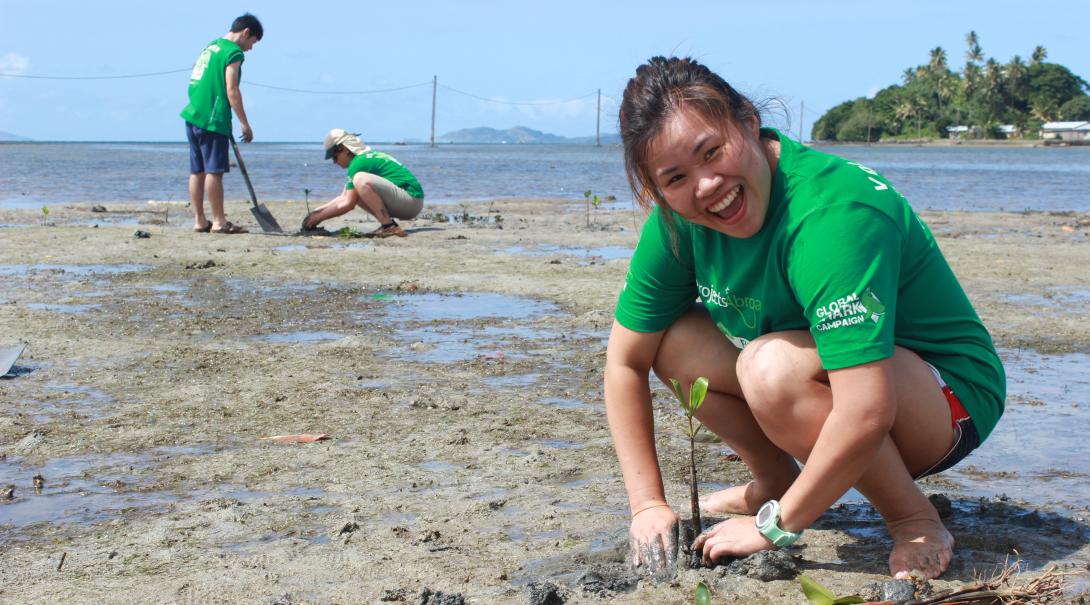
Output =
[
  {"x1": 944, "y1": 349, "x2": 1090, "y2": 511},
  {"x1": 4, "y1": 142, "x2": 1088, "y2": 212},
  {"x1": 0, "y1": 263, "x2": 148, "y2": 277},
  {"x1": 382, "y1": 292, "x2": 565, "y2": 364},
  {"x1": 502, "y1": 244, "x2": 633, "y2": 263}
]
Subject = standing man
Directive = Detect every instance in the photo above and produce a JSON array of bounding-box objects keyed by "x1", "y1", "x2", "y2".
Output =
[{"x1": 180, "y1": 13, "x2": 263, "y2": 234}]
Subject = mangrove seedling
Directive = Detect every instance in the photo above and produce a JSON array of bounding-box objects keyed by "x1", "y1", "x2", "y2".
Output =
[
  {"x1": 799, "y1": 575, "x2": 864, "y2": 605},
  {"x1": 303, "y1": 188, "x2": 312, "y2": 213},
  {"x1": 583, "y1": 189, "x2": 600, "y2": 227},
  {"x1": 669, "y1": 376, "x2": 709, "y2": 541},
  {"x1": 41, "y1": 205, "x2": 50, "y2": 226}
]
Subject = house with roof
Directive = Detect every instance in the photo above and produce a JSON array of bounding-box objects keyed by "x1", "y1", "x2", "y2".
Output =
[{"x1": 1040, "y1": 121, "x2": 1090, "y2": 143}]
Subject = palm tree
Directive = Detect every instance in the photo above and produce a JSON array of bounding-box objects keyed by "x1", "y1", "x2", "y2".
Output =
[
  {"x1": 929, "y1": 47, "x2": 948, "y2": 75},
  {"x1": 982, "y1": 58, "x2": 1006, "y2": 125},
  {"x1": 1030, "y1": 45, "x2": 1048, "y2": 65},
  {"x1": 965, "y1": 31, "x2": 984, "y2": 65},
  {"x1": 902, "y1": 67, "x2": 917, "y2": 85},
  {"x1": 895, "y1": 95, "x2": 928, "y2": 140},
  {"x1": 1006, "y1": 55, "x2": 1028, "y2": 102}
]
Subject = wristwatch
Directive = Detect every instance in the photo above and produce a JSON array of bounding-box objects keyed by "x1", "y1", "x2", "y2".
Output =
[{"x1": 755, "y1": 500, "x2": 803, "y2": 547}]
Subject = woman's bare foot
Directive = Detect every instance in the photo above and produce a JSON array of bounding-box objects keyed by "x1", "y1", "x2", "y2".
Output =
[
  {"x1": 887, "y1": 516, "x2": 954, "y2": 579},
  {"x1": 699, "y1": 480, "x2": 780, "y2": 516}
]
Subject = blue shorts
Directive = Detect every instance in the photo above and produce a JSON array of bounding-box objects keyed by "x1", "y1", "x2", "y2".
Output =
[{"x1": 186, "y1": 122, "x2": 230, "y2": 174}]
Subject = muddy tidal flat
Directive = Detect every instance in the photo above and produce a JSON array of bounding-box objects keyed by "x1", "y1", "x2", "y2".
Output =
[{"x1": 1, "y1": 199, "x2": 1089, "y2": 604}]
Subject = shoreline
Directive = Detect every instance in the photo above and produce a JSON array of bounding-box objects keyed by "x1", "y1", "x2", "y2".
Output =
[{"x1": 810, "y1": 138, "x2": 1077, "y2": 148}]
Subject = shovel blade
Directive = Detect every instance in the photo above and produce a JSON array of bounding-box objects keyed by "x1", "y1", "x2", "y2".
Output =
[
  {"x1": 0, "y1": 343, "x2": 26, "y2": 377},
  {"x1": 251, "y1": 203, "x2": 283, "y2": 233}
]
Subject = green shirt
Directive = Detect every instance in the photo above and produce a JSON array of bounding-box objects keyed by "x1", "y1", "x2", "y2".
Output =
[
  {"x1": 345, "y1": 151, "x2": 424, "y2": 198},
  {"x1": 615, "y1": 129, "x2": 1005, "y2": 440},
  {"x1": 180, "y1": 38, "x2": 244, "y2": 136}
]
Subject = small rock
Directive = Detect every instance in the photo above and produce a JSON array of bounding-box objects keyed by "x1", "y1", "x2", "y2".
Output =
[
  {"x1": 527, "y1": 580, "x2": 564, "y2": 605},
  {"x1": 336, "y1": 521, "x2": 360, "y2": 536},
  {"x1": 380, "y1": 588, "x2": 409, "y2": 602},
  {"x1": 415, "y1": 529, "x2": 441, "y2": 544},
  {"x1": 13, "y1": 432, "x2": 45, "y2": 455},
  {"x1": 880, "y1": 578, "x2": 916, "y2": 603},
  {"x1": 722, "y1": 549, "x2": 798, "y2": 581},
  {"x1": 91, "y1": 204, "x2": 108, "y2": 212},
  {"x1": 132, "y1": 229, "x2": 151, "y2": 239},
  {"x1": 1, "y1": 485, "x2": 14, "y2": 500},
  {"x1": 417, "y1": 588, "x2": 464, "y2": 605},
  {"x1": 32, "y1": 473, "x2": 44, "y2": 490},
  {"x1": 185, "y1": 259, "x2": 218, "y2": 270},
  {"x1": 579, "y1": 569, "x2": 638, "y2": 597}
]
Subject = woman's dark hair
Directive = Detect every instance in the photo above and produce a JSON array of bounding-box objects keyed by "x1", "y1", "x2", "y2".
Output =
[
  {"x1": 231, "y1": 13, "x2": 264, "y2": 41},
  {"x1": 619, "y1": 56, "x2": 760, "y2": 212}
]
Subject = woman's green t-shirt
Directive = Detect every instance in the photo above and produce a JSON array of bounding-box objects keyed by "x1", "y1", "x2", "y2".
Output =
[{"x1": 614, "y1": 129, "x2": 1005, "y2": 440}]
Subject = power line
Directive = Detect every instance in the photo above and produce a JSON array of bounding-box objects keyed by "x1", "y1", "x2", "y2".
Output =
[
  {"x1": 438, "y1": 83, "x2": 598, "y2": 106},
  {"x1": 245, "y1": 80, "x2": 433, "y2": 95},
  {"x1": 0, "y1": 68, "x2": 190, "y2": 80},
  {"x1": 0, "y1": 69, "x2": 610, "y2": 107}
]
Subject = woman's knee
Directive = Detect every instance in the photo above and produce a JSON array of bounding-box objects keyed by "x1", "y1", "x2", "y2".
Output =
[{"x1": 736, "y1": 332, "x2": 820, "y2": 414}]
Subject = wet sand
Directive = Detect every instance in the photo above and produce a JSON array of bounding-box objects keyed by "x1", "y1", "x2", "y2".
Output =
[{"x1": 1, "y1": 199, "x2": 1088, "y2": 604}]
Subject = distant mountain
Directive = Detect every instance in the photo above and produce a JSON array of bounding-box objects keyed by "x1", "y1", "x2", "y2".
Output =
[
  {"x1": 0, "y1": 131, "x2": 30, "y2": 141},
  {"x1": 438, "y1": 126, "x2": 619, "y2": 145}
]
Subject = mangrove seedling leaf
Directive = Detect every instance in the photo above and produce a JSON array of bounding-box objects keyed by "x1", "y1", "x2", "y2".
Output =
[
  {"x1": 690, "y1": 377, "x2": 709, "y2": 412},
  {"x1": 583, "y1": 190, "x2": 592, "y2": 199},
  {"x1": 694, "y1": 581, "x2": 711, "y2": 605},
  {"x1": 668, "y1": 378, "x2": 687, "y2": 411},
  {"x1": 831, "y1": 597, "x2": 865, "y2": 604},
  {"x1": 42, "y1": 206, "x2": 50, "y2": 216},
  {"x1": 799, "y1": 575, "x2": 836, "y2": 605}
]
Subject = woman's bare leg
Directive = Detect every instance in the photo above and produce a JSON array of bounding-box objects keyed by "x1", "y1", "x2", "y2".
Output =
[
  {"x1": 736, "y1": 331, "x2": 956, "y2": 578},
  {"x1": 650, "y1": 307, "x2": 799, "y2": 516}
]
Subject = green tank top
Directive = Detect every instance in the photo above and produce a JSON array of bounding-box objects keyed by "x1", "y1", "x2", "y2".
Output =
[{"x1": 180, "y1": 38, "x2": 244, "y2": 136}]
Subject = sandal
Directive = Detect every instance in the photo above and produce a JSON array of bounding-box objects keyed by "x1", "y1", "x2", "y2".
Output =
[
  {"x1": 193, "y1": 221, "x2": 213, "y2": 233},
  {"x1": 366, "y1": 222, "x2": 406, "y2": 238},
  {"x1": 211, "y1": 221, "x2": 248, "y2": 234}
]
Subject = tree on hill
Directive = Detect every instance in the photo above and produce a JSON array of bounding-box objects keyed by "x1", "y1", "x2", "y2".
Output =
[{"x1": 812, "y1": 33, "x2": 1090, "y2": 141}]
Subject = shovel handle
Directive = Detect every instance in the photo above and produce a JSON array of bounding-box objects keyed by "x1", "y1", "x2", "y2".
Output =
[{"x1": 230, "y1": 135, "x2": 260, "y2": 209}]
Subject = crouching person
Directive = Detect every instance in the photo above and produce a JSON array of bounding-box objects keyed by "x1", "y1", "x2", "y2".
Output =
[{"x1": 302, "y1": 129, "x2": 425, "y2": 237}]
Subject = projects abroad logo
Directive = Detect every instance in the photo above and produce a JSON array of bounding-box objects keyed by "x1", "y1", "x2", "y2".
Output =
[
  {"x1": 697, "y1": 281, "x2": 762, "y2": 314},
  {"x1": 814, "y1": 288, "x2": 886, "y2": 332}
]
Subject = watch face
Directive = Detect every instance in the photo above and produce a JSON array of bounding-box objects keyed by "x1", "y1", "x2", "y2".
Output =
[{"x1": 756, "y1": 501, "x2": 774, "y2": 526}]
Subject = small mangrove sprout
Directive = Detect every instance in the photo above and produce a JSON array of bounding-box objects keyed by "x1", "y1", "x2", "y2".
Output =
[
  {"x1": 583, "y1": 189, "x2": 601, "y2": 227},
  {"x1": 669, "y1": 376, "x2": 709, "y2": 540}
]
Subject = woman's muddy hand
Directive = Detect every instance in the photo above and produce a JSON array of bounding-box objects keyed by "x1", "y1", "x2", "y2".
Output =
[
  {"x1": 692, "y1": 516, "x2": 772, "y2": 565},
  {"x1": 629, "y1": 504, "x2": 680, "y2": 577}
]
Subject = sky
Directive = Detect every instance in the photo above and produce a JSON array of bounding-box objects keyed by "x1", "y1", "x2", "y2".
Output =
[{"x1": 1, "y1": 0, "x2": 1088, "y2": 142}]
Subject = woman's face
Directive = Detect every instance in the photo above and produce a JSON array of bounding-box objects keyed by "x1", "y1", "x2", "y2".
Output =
[{"x1": 646, "y1": 107, "x2": 778, "y2": 239}]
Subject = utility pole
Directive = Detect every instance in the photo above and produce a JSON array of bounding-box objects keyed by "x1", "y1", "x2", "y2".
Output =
[
  {"x1": 798, "y1": 100, "x2": 805, "y2": 142},
  {"x1": 430, "y1": 75, "x2": 437, "y2": 148},
  {"x1": 595, "y1": 89, "x2": 601, "y2": 147}
]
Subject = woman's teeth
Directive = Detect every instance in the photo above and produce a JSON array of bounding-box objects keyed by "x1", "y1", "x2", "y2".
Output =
[{"x1": 708, "y1": 184, "x2": 741, "y2": 214}]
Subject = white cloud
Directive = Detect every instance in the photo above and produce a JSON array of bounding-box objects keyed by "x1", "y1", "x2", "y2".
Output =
[
  {"x1": 0, "y1": 52, "x2": 30, "y2": 74},
  {"x1": 475, "y1": 97, "x2": 601, "y2": 121}
]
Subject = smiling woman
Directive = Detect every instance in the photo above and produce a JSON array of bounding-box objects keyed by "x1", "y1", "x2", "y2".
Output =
[{"x1": 604, "y1": 56, "x2": 1006, "y2": 581}]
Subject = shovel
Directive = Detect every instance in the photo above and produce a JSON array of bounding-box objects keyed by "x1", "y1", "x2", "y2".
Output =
[
  {"x1": 0, "y1": 343, "x2": 26, "y2": 377},
  {"x1": 230, "y1": 136, "x2": 283, "y2": 233}
]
